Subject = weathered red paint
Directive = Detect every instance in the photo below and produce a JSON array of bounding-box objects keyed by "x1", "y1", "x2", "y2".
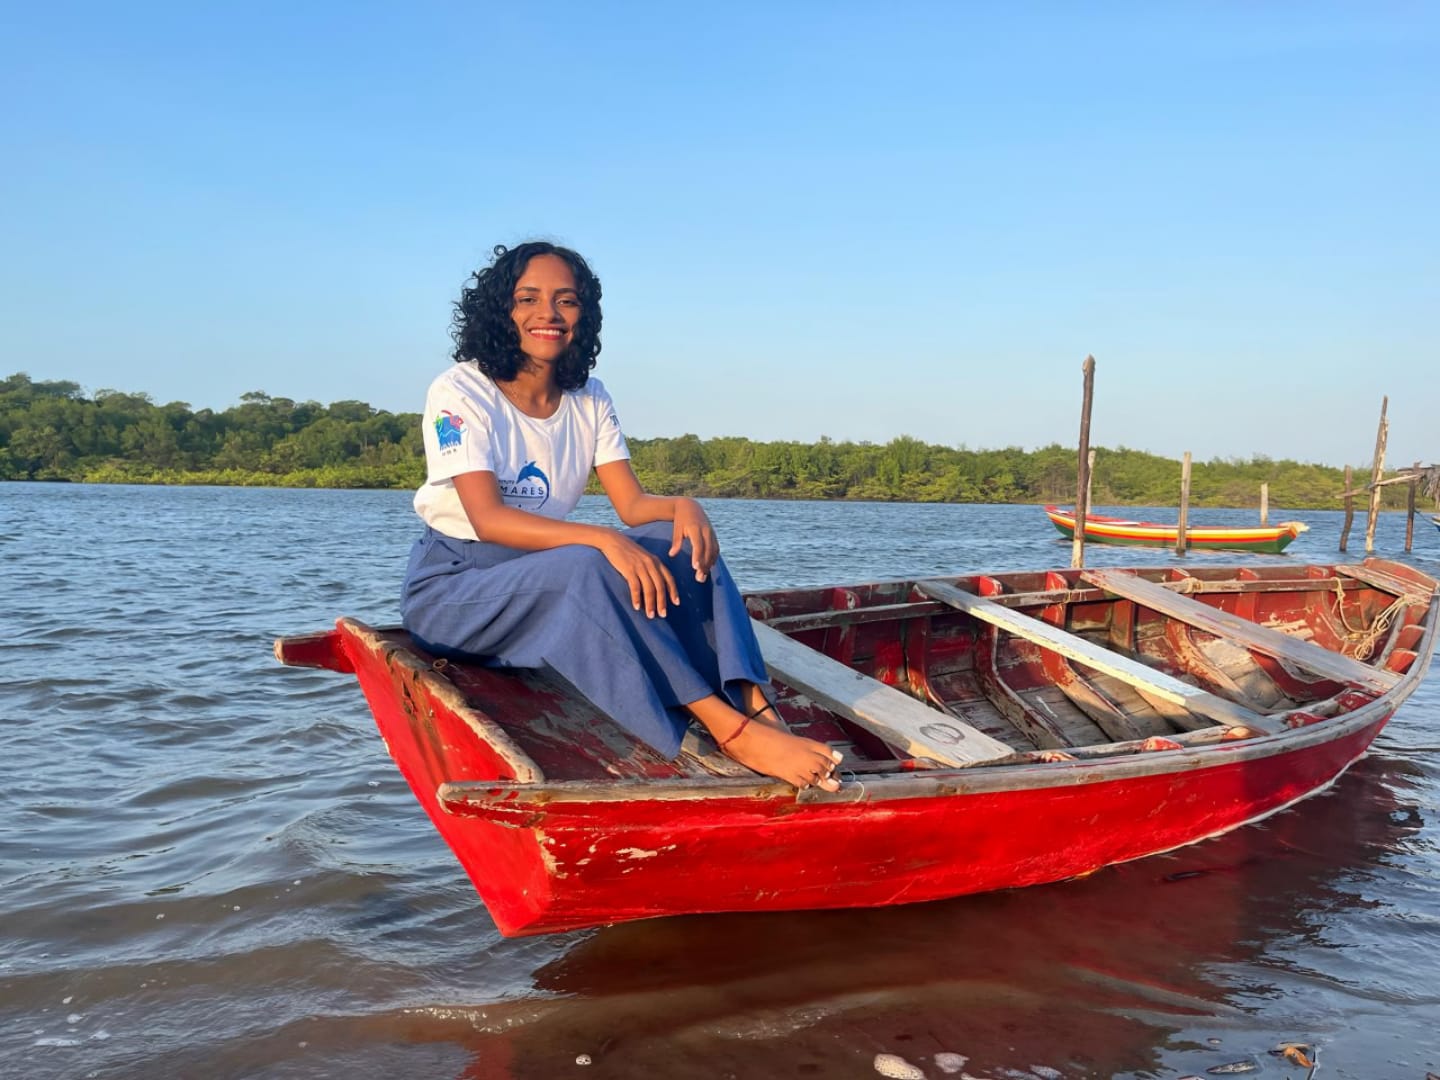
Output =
[{"x1": 448, "y1": 720, "x2": 1383, "y2": 935}]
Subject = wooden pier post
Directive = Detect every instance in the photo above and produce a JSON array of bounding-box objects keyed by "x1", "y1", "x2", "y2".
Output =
[
  {"x1": 1340, "y1": 465, "x2": 1354, "y2": 552},
  {"x1": 1071, "y1": 355, "x2": 1096, "y2": 569},
  {"x1": 1260, "y1": 483, "x2": 1268, "y2": 525},
  {"x1": 1406, "y1": 459, "x2": 1419, "y2": 552},
  {"x1": 1365, "y1": 396, "x2": 1388, "y2": 554},
  {"x1": 1175, "y1": 451, "x2": 1192, "y2": 557}
]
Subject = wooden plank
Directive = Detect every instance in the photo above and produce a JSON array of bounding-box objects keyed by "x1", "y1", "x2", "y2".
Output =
[
  {"x1": 1081, "y1": 569, "x2": 1400, "y2": 694},
  {"x1": 764, "y1": 600, "x2": 949, "y2": 633},
  {"x1": 912, "y1": 579, "x2": 1278, "y2": 733},
  {"x1": 1334, "y1": 563, "x2": 1431, "y2": 600},
  {"x1": 750, "y1": 619, "x2": 1014, "y2": 766},
  {"x1": 759, "y1": 579, "x2": 1366, "y2": 635},
  {"x1": 974, "y1": 627, "x2": 1076, "y2": 749},
  {"x1": 1040, "y1": 650, "x2": 1151, "y2": 741}
]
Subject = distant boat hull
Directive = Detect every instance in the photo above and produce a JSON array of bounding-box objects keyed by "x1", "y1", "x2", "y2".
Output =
[{"x1": 1045, "y1": 506, "x2": 1308, "y2": 553}]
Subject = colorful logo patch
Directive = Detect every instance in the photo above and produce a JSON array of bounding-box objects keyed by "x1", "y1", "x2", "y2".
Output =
[
  {"x1": 500, "y1": 460, "x2": 551, "y2": 511},
  {"x1": 434, "y1": 410, "x2": 466, "y2": 450}
]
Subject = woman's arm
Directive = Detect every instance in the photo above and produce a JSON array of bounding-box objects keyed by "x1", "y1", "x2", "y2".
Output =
[
  {"x1": 453, "y1": 470, "x2": 679, "y2": 617},
  {"x1": 595, "y1": 460, "x2": 718, "y2": 582}
]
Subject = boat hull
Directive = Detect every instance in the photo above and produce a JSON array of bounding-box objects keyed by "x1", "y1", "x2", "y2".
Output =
[{"x1": 437, "y1": 715, "x2": 1386, "y2": 935}]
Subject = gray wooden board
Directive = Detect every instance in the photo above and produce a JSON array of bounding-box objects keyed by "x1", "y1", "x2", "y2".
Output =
[
  {"x1": 750, "y1": 619, "x2": 1015, "y2": 765},
  {"x1": 1334, "y1": 562, "x2": 1432, "y2": 600},
  {"x1": 912, "y1": 579, "x2": 1279, "y2": 734},
  {"x1": 1081, "y1": 569, "x2": 1400, "y2": 694}
]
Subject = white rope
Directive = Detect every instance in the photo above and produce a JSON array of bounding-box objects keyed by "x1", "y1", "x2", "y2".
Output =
[{"x1": 1332, "y1": 578, "x2": 1422, "y2": 661}]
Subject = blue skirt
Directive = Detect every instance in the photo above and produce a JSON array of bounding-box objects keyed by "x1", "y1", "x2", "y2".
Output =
[{"x1": 399, "y1": 522, "x2": 769, "y2": 758}]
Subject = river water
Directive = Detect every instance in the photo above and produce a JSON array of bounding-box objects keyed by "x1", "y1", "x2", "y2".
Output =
[{"x1": 3, "y1": 484, "x2": 1439, "y2": 1080}]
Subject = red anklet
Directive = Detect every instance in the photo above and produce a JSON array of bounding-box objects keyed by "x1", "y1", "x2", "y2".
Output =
[
  {"x1": 717, "y1": 702, "x2": 777, "y2": 751},
  {"x1": 716, "y1": 713, "x2": 752, "y2": 751}
]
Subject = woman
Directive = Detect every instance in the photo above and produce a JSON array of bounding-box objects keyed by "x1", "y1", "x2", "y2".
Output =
[{"x1": 400, "y1": 241, "x2": 842, "y2": 792}]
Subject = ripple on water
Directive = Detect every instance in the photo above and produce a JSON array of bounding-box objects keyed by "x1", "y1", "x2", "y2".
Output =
[{"x1": 5, "y1": 487, "x2": 1440, "y2": 1080}]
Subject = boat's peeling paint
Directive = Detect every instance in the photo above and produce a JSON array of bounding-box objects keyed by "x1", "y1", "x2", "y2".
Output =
[
  {"x1": 535, "y1": 830, "x2": 565, "y2": 879},
  {"x1": 616, "y1": 846, "x2": 660, "y2": 859}
]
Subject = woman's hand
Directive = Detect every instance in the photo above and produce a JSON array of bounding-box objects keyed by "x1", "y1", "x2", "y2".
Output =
[
  {"x1": 599, "y1": 533, "x2": 680, "y2": 618},
  {"x1": 669, "y1": 498, "x2": 718, "y2": 581}
]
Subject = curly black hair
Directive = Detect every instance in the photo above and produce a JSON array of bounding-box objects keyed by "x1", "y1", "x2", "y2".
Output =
[{"x1": 450, "y1": 241, "x2": 603, "y2": 391}]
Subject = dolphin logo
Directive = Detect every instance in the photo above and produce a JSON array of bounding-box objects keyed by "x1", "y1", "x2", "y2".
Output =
[{"x1": 502, "y1": 461, "x2": 551, "y2": 510}]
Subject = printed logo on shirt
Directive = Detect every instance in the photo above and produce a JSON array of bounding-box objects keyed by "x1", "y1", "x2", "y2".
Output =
[
  {"x1": 605, "y1": 409, "x2": 620, "y2": 429},
  {"x1": 500, "y1": 460, "x2": 551, "y2": 511},
  {"x1": 433, "y1": 410, "x2": 466, "y2": 451}
]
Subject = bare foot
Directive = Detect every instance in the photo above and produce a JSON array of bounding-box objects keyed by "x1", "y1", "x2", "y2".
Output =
[
  {"x1": 724, "y1": 719, "x2": 844, "y2": 792},
  {"x1": 689, "y1": 695, "x2": 841, "y2": 791}
]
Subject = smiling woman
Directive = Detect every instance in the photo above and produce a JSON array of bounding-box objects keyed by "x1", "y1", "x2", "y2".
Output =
[{"x1": 397, "y1": 242, "x2": 843, "y2": 792}]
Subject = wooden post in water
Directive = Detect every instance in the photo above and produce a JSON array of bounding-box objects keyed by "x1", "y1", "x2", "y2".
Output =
[
  {"x1": 1071, "y1": 355, "x2": 1096, "y2": 569},
  {"x1": 1406, "y1": 459, "x2": 1419, "y2": 552},
  {"x1": 1260, "y1": 483, "x2": 1268, "y2": 525},
  {"x1": 1340, "y1": 465, "x2": 1354, "y2": 552},
  {"x1": 1086, "y1": 448, "x2": 1096, "y2": 509},
  {"x1": 1175, "y1": 451, "x2": 1192, "y2": 557},
  {"x1": 1365, "y1": 396, "x2": 1388, "y2": 554}
]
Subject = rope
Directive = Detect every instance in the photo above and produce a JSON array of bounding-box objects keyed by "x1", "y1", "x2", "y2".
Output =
[{"x1": 1331, "y1": 578, "x2": 1423, "y2": 660}]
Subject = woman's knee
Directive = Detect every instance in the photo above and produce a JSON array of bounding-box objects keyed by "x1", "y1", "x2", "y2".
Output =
[
  {"x1": 555, "y1": 546, "x2": 627, "y2": 604},
  {"x1": 624, "y1": 522, "x2": 699, "y2": 569}
]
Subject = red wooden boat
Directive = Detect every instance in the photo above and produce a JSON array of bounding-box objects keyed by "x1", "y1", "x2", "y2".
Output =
[
  {"x1": 275, "y1": 557, "x2": 1437, "y2": 937},
  {"x1": 1045, "y1": 505, "x2": 1309, "y2": 553}
]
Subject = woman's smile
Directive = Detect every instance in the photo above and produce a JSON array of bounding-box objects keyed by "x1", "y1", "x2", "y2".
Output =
[{"x1": 511, "y1": 254, "x2": 581, "y2": 361}]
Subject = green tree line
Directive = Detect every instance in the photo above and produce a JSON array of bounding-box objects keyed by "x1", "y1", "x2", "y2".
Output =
[{"x1": 0, "y1": 371, "x2": 1418, "y2": 509}]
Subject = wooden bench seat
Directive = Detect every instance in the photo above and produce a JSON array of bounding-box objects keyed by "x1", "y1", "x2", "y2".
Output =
[{"x1": 1080, "y1": 569, "x2": 1400, "y2": 695}]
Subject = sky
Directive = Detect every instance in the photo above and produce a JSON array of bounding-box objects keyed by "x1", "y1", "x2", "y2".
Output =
[{"x1": 2, "y1": 2, "x2": 1436, "y2": 468}]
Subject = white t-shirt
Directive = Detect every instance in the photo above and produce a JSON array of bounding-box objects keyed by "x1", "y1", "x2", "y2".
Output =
[{"x1": 413, "y1": 363, "x2": 631, "y2": 540}]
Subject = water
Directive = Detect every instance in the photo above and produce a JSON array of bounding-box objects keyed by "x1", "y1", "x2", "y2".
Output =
[{"x1": 3, "y1": 484, "x2": 1439, "y2": 1080}]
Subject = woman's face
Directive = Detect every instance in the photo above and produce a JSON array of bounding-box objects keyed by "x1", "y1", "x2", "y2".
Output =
[{"x1": 510, "y1": 254, "x2": 581, "y2": 364}]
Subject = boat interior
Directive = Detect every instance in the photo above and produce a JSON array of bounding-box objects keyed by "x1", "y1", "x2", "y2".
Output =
[{"x1": 317, "y1": 560, "x2": 1437, "y2": 787}]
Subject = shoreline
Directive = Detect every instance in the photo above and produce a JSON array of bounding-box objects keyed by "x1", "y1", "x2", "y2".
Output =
[{"x1": 4, "y1": 475, "x2": 1428, "y2": 515}]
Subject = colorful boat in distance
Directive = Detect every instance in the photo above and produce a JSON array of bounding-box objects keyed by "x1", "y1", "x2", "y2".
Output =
[
  {"x1": 1045, "y1": 505, "x2": 1309, "y2": 553},
  {"x1": 274, "y1": 557, "x2": 1437, "y2": 937}
]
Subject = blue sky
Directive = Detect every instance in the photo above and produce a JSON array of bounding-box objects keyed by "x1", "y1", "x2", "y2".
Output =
[{"x1": 3, "y1": 2, "x2": 1436, "y2": 468}]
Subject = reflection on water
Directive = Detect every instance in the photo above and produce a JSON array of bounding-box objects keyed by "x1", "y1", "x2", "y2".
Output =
[{"x1": 2, "y1": 485, "x2": 1438, "y2": 1079}]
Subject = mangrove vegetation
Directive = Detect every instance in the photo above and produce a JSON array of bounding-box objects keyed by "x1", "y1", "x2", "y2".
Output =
[{"x1": 0, "y1": 372, "x2": 1416, "y2": 510}]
